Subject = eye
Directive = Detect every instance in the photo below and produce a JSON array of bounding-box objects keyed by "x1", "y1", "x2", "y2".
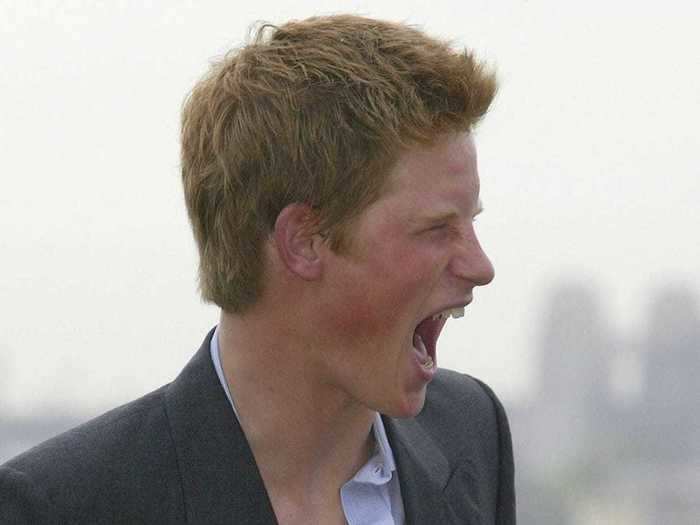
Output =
[{"x1": 427, "y1": 223, "x2": 448, "y2": 232}]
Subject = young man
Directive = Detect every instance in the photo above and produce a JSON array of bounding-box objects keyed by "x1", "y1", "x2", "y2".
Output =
[{"x1": 1, "y1": 15, "x2": 515, "y2": 524}]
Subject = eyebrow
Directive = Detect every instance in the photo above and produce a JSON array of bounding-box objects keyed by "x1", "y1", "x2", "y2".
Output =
[{"x1": 416, "y1": 199, "x2": 484, "y2": 226}]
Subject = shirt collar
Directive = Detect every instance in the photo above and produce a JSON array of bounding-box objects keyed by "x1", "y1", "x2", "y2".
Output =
[
  {"x1": 372, "y1": 412, "x2": 397, "y2": 475},
  {"x1": 347, "y1": 411, "x2": 397, "y2": 485},
  {"x1": 211, "y1": 325, "x2": 237, "y2": 414}
]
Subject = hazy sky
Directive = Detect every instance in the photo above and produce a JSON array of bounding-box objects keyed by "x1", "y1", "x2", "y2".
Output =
[{"x1": 2, "y1": 1, "x2": 698, "y2": 417}]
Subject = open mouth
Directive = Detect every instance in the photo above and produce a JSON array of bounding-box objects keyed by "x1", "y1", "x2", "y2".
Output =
[{"x1": 412, "y1": 306, "x2": 465, "y2": 370}]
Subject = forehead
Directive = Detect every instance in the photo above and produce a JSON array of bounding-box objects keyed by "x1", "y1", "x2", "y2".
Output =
[{"x1": 379, "y1": 132, "x2": 479, "y2": 212}]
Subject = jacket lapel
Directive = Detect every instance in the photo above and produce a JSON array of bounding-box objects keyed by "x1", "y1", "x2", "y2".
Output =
[
  {"x1": 385, "y1": 414, "x2": 481, "y2": 525},
  {"x1": 384, "y1": 415, "x2": 451, "y2": 524},
  {"x1": 164, "y1": 329, "x2": 278, "y2": 524}
]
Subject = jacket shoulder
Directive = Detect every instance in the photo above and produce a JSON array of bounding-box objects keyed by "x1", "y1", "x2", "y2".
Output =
[
  {"x1": 422, "y1": 368, "x2": 506, "y2": 429},
  {"x1": 1, "y1": 385, "x2": 183, "y2": 523},
  {"x1": 422, "y1": 368, "x2": 513, "y2": 468}
]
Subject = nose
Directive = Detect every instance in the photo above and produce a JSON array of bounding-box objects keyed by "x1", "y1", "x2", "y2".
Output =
[{"x1": 448, "y1": 231, "x2": 495, "y2": 287}]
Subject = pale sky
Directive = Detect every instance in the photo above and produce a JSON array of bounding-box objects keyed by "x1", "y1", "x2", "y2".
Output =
[{"x1": 2, "y1": 1, "x2": 698, "y2": 418}]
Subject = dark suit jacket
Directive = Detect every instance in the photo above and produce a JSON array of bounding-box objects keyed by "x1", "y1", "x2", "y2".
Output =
[{"x1": 0, "y1": 329, "x2": 515, "y2": 524}]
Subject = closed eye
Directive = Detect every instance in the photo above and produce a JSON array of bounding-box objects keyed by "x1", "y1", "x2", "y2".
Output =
[{"x1": 423, "y1": 223, "x2": 458, "y2": 238}]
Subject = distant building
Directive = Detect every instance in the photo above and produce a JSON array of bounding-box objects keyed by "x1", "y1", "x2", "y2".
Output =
[{"x1": 511, "y1": 282, "x2": 700, "y2": 524}]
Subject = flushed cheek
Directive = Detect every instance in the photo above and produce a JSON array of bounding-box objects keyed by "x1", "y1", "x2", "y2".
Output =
[
  {"x1": 321, "y1": 282, "x2": 416, "y2": 356},
  {"x1": 322, "y1": 244, "x2": 439, "y2": 347},
  {"x1": 327, "y1": 292, "x2": 401, "y2": 343}
]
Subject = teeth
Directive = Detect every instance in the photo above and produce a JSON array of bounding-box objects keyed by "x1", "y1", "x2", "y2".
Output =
[
  {"x1": 449, "y1": 307, "x2": 465, "y2": 319},
  {"x1": 431, "y1": 307, "x2": 465, "y2": 321}
]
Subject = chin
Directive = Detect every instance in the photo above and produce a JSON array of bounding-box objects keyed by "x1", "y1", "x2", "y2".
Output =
[{"x1": 381, "y1": 389, "x2": 428, "y2": 419}]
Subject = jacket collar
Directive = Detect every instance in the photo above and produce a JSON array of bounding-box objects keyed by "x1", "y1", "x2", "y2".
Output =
[{"x1": 164, "y1": 328, "x2": 278, "y2": 524}]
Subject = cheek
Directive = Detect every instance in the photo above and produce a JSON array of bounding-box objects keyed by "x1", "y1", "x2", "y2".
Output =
[
  {"x1": 332, "y1": 262, "x2": 431, "y2": 340},
  {"x1": 327, "y1": 287, "x2": 394, "y2": 341}
]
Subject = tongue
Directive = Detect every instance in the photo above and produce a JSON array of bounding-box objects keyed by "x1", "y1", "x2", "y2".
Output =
[{"x1": 413, "y1": 332, "x2": 433, "y2": 367}]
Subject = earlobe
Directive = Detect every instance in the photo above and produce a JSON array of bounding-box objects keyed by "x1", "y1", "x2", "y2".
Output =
[{"x1": 272, "y1": 203, "x2": 323, "y2": 280}]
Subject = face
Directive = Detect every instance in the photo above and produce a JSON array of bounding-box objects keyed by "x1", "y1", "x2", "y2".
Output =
[{"x1": 313, "y1": 132, "x2": 495, "y2": 418}]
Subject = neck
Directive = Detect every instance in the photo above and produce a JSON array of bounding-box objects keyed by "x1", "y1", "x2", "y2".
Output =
[{"x1": 217, "y1": 309, "x2": 376, "y2": 498}]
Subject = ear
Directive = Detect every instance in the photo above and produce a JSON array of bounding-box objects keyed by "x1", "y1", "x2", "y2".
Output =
[{"x1": 271, "y1": 203, "x2": 324, "y2": 281}]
